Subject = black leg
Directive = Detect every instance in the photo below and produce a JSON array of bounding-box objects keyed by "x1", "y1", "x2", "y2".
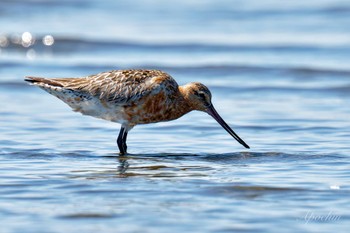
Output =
[
  {"x1": 122, "y1": 129, "x2": 128, "y2": 153},
  {"x1": 117, "y1": 126, "x2": 128, "y2": 155}
]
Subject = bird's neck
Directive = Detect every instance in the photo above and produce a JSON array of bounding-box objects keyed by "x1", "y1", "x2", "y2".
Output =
[{"x1": 175, "y1": 86, "x2": 194, "y2": 115}]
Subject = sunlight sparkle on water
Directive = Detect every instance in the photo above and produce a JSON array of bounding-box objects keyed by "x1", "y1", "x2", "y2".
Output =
[
  {"x1": 22, "y1": 32, "x2": 34, "y2": 47},
  {"x1": 0, "y1": 35, "x2": 9, "y2": 47},
  {"x1": 43, "y1": 35, "x2": 54, "y2": 46}
]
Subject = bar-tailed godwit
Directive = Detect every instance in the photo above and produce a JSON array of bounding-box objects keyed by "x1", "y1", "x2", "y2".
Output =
[{"x1": 25, "y1": 69, "x2": 249, "y2": 154}]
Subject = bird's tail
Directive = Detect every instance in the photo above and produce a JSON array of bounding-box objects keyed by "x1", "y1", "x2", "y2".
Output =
[
  {"x1": 24, "y1": 76, "x2": 63, "y2": 87},
  {"x1": 24, "y1": 76, "x2": 84, "y2": 112}
]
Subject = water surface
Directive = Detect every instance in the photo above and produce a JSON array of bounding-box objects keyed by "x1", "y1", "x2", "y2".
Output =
[{"x1": 1, "y1": 0, "x2": 350, "y2": 232}]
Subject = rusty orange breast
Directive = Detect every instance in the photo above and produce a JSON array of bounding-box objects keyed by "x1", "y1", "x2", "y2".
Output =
[{"x1": 123, "y1": 90, "x2": 191, "y2": 125}]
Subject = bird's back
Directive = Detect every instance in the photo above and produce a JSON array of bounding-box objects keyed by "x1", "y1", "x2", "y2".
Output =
[{"x1": 25, "y1": 69, "x2": 180, "y2": 123}]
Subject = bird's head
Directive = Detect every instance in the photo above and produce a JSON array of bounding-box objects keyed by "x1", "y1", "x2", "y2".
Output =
[
  {"x1": 181, "y1": 82, "x2": 250, "y2": 149},
  {"x1": 183, "y1": 82, "x2": 212, "y2": 112}
]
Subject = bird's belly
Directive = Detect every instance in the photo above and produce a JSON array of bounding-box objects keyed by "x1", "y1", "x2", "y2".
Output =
[
  {"x1": 59, "y1": 89, "x2": 183, "y2": 126},
  {"x1": 65, "y1": 97, "x2": 126, "y2": 124}
]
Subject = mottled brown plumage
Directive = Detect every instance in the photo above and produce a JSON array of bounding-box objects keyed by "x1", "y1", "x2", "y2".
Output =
[{"x1": 25, "y1": 69, "x2": 249, "y2": 154}]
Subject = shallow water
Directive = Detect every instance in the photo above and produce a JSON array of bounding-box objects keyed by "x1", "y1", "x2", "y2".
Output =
[{"x1": 1, "y1": 0, "x2": 350, "y2": 232}]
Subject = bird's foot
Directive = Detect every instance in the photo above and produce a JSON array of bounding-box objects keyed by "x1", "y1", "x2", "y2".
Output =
[{"x1": 118, "y1": 144, "x2": 127, "y2": 155}]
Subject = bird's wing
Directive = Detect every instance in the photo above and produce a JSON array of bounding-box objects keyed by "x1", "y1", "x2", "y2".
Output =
[{"x1": 55, "y1": 69, "x2": 178, "y2": 105}]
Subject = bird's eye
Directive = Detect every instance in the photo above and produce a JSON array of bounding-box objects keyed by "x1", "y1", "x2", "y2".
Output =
[{"x1": 198, "y1": 92, "x2": 206, "y2": 99}]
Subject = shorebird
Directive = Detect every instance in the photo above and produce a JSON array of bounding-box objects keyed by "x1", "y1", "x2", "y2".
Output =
[{"x1": 25, "y1": 69, "x2": 249, "y2": 154}]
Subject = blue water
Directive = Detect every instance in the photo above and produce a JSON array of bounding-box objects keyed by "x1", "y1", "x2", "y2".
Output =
[{"x1": 1, "y1": 0, "x2": 350, "y2": 232}]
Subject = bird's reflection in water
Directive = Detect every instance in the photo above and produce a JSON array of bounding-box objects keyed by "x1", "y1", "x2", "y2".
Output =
[
  {"x1": 110, "y1": 153, "x2": 214, "y2": 179},
  {"x1": 116, "y1": 156, "x2": 130, "y2": 177},
  {"x1": 93, "y1": 152, "x2": 236, "y2": 179}
]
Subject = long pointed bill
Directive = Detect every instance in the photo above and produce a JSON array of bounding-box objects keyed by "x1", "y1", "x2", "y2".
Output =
[{"x1": 206, "y1": 105, "x2": 250, "y2": 149}]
